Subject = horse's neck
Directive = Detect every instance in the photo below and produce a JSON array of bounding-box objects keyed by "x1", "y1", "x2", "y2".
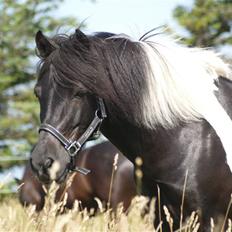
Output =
[
  {"x1": 102, "y1": 77, "x2": 232, "y2": 171},
  {"x1": 101, "y1": 116, "x2": 167, "y2": 168},
  {"x1": 102, "y1": 76, "x2": 232, "y2": 161},
  {"x1": 101, "y1": 119, "x2": 143, "y2": 163}
]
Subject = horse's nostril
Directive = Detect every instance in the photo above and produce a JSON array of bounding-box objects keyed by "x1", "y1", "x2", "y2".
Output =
[{"x1": 44, "y1": 157, "x2": 54, "y2": 169}]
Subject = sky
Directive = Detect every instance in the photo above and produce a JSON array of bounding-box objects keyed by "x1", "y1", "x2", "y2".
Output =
[{"x1": 56, "y1": 0, "x2": 193, "y2": 37}]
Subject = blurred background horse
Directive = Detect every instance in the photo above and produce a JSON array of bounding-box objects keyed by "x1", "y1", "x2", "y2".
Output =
[{"x1": 19, "y1": 141, "x2": 136, "y2": 211}]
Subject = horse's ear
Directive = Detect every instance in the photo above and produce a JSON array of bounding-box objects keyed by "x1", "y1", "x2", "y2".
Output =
[
  {"x1": 75, "y1": 29, "x2": 89, "y2": 47},
  {"x1": 35, "y1": 30, "x2": 56, "y2": 58}
]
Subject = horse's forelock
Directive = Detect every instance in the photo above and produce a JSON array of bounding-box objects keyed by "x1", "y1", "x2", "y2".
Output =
[
  {"x1": 45, "y1": 34, "x2": 98, "y2": 92},
  {"x1": 44, "y1": 33, "x2": 148, "y2": 125}
]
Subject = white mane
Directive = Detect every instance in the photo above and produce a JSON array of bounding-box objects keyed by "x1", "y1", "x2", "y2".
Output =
[
  {"x1": 138, "y1": 32, "x2": 232, "y2": 170},
  {"x1": 139, "y1": 34, "x2": 231, "y2": 128}
]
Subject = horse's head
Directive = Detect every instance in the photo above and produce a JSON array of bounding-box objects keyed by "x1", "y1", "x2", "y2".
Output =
[
  {"x1": 31, "y1": 28, "x2": 150, "y2": 183},
  {"x1": 30, "y1": 30, "x2": 101, "y2": 183}
]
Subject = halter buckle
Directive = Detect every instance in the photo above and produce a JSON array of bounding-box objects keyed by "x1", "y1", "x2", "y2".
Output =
[{"x1": 66, "y1": 142, "x2": 81, "y2": 157}]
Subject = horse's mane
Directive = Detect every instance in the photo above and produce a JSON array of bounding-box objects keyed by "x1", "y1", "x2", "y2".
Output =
[{"x1": 42, "y1": 29, "x2": 231, "y2": 129}]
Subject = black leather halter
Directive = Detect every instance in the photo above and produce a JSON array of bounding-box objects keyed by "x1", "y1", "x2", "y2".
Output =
[{"x1": 39, "y1": 98, "x2": 107, "y2": 175}]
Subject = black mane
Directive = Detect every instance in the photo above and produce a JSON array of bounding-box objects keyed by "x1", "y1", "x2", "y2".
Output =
[{"x1": 40, "y1": 31, "x2": 149, "y2": 124}]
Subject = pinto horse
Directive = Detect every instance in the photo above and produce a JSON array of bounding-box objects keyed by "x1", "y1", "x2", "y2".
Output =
[
  {"x1": 20, "y1": 141, "x2": 135, "y2": 211},
  {"x1": 30, "y1": 28, "x2": 232, "y2": 230}
]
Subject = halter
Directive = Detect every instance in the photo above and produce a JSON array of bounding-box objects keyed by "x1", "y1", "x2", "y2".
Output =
[{"x1": 39, "y1": 98, "x2": 107, "y2": 175}]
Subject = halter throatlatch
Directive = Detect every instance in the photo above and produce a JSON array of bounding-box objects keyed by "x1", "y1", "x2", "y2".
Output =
[{"x1": 39, "y1": 98, "x2": 107, "y2": 175}]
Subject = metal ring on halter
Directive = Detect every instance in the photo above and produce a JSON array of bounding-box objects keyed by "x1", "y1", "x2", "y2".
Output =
[{"x1": 66, "y1": 141, "x2": 81, "y2": 157}]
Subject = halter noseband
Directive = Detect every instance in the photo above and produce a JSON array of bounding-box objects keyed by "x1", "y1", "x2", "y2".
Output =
[{"x1": 39, "y1": 98, "x2": 107, "y2": 175}]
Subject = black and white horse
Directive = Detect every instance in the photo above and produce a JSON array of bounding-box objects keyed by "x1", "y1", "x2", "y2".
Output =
[{"x1": 31, "y1": 28, "x2": 232, "y2": 230}]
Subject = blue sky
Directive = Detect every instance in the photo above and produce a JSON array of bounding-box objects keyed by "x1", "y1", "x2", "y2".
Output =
[{"x1": 56, "y1": 0, "x2": 193, "y2": 37}]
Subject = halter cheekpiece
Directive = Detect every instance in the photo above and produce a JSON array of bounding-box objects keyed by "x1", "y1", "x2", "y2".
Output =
[{"x1": 39, "y1": 98, "x2": 107, "y2": 175}]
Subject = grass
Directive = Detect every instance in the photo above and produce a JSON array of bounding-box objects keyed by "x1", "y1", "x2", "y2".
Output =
[
  {"x1": 0, "y1": 158, "x2": 231, "y2": 231},
  {"x1": 0, "y1": 194, "x2": 155, "y2": 232},
  {"x1": 0, "y1": 186, "x2": 231, "y2": 231},
  {"x1": 1, "y1": 194, "x2": 231, "y2": 232}
]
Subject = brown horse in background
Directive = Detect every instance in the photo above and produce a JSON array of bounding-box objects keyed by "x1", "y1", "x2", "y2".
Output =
[{"x1": 19, "y1": 141, "x2": 136, "y2": 211}]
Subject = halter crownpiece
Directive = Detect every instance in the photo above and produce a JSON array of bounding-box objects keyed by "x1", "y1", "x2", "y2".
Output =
[{"x1": 39, "y1": 98, "x2": 107, "y2": 175}]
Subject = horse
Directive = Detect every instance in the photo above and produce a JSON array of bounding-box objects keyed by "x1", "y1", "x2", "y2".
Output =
[
  {"x1": 30, "y1": 28, "x2": 232, "y2": 231},
  {"x1": 19, "y1": 141, "x2": 136, "y2": 211}
]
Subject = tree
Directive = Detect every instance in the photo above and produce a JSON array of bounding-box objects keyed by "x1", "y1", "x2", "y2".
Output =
[
  {"x1": 173, "y1": 0, "x2": 232, "y2": 47},
  {"x1": 0, "y1": 0, "x2": 77, "y2": 158}
]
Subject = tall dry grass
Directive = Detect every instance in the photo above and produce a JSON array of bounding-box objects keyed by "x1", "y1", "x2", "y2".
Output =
[
  {"x1": 0, "y1": 193, "x2": 155, "y2": 232},
  {"x1": 0, "y1": 157, "x2": 232, "y2": 231},
  {"x1": 1, "y1": 192, "x2": 231, "y2": 232}
]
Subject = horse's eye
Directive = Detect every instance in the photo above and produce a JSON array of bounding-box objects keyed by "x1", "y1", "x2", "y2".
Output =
[
  {"x1": 74, "y1": 92, "x2": 85, "y2": 99},
  {"x1": 74, "y1": 95, "x2": 81, "y2": 100}
]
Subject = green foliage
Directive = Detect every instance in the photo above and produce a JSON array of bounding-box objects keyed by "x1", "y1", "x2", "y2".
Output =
[
  {"x1": 173, "y1": 0, "x2": 232, "y2": 47},
  {"x1": 0, "y1": 0, "x2": 78, "y2": 159}
]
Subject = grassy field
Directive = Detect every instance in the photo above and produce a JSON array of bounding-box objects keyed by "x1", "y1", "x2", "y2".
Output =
[
  {"x1": 0, "y1": 169, "x2": 231, "y2": 231},
  {"x1": 0, "y1": 194, "x2": 155, "y2": 232},
  {"x1": 0, "y1": 192, "x2": 231, "y2": 231}
]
